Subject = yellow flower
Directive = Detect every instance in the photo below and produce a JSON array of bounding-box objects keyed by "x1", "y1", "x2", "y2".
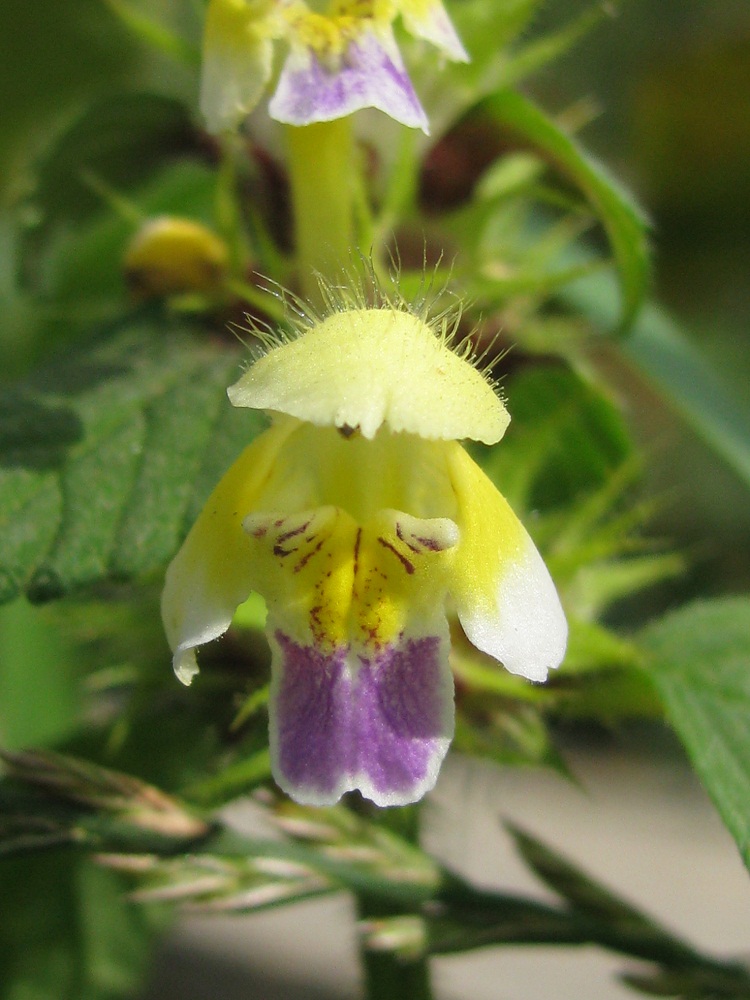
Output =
[
  {"x1": 162, "y1": 298, "x2": 566, "y2": 806},
  {"x1": 200, "y1": 0, "x2": 468, "y2": 133}
]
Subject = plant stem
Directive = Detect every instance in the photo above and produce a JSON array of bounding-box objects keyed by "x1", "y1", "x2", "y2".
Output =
[
  {"x1": 215, "y1": 133, "x2": 246, "y2": 276},
  {"x1": 285, "y1": 118, "x2": 356, "y2": 303},
  {"x1": 357, "y1": 897, "x2": 434, "y2": 1000}
]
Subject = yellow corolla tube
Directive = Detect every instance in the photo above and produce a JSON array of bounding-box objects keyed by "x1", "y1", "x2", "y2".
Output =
[{"x1": 162, "y1": 300, "x2": 567, "y2": 806}]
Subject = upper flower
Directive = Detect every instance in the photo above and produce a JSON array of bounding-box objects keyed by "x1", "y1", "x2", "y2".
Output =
[
  {"x1": 200, "y1": 0, "x2": 468, "y2": 134},
  {"x1": 162, "y1": 299, "x2": 567, "y2": 807}
]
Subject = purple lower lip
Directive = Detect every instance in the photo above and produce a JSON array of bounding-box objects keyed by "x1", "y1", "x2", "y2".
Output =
[{"x1": 270, "y1": 628, "x2": 452, "y2": 804}]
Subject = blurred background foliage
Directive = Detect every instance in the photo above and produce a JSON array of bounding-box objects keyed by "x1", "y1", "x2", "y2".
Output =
[
  {"x1": 1, "y1": 1, "x2": 750, "y2": 998},
  {"x1": 527, "y1": 0, "x2": 750, "y2": 592}
]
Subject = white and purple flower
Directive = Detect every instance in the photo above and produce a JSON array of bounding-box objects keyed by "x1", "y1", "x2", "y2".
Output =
[
  {"x1": 162, "y1": 298, "x2": 567, "y2": 807},
  {"x1": 200, "y1": 0, "x2": 468, "y2": 134}
]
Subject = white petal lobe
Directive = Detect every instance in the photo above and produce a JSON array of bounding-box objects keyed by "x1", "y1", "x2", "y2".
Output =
[{"x1": 460, "y1": 538, "x2": 568, "y2": 682}]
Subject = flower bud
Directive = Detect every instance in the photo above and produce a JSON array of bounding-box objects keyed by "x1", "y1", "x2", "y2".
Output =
[{"x1": 123, "y1": 216, "x2": 229, "y2": 299}]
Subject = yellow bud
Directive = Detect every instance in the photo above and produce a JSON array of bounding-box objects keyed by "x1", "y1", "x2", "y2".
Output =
[{"x1": 123, "y1": 216, "x2": 230, "y2": 299}]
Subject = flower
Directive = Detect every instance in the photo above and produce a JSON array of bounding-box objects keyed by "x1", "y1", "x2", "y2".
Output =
[
  {"x1": 162, "y1": 298, "x2": 567, "y2": 806},
  {"x1": 200, "y1": 0, "x2": 468, "y2": 134}
]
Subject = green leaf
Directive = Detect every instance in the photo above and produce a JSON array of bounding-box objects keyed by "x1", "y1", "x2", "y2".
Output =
[
  {"x1": 0, "y1": 600, "x2": 80, "y2": 748},
  {"x1": 12, "y1": 157, "x2": 223, "y2": 377},
  {"x1": 0, "y1": 849, "x2": 165, "y2": 1000},
  {"x1": 181, "y1": 748, "x2": 272, "y2": 808},
  {"x1": 29, "y1": 94, "x2": 197, "y2": 232},
  {"x1": 507, "y1": 823, "x2": 665, "y2": 933},
  {"x1": 431, "y1": 832, "x2": 750, "y2": 986},
  {"x1": 416, "y1": 0, "x2": 598, "y2": 140},
  {"x1": 477, "y1": 365, "x2": 632, "y2": 513},
  {"x1": 621, "y1": 965, "x2": 750, "y2": 999},
  {"x1": 45, "y1": 162, "x2": 221, "y2": 327},
  {"x1": 102, "y1": 0, "x2": 199, "y2": 66},
  {"x1": 0, "y1": 314, "x2": 264, "y2": 604},
  {"x1": 565, "y1": 551, "x2": 685, "y2": 622},
  {"x1": 480, "y1": 90, "x2": 651, "y2": 331},
  {"x1": 0, "y1": 0, "x2": 136, "y2": 199},
  {"x1": 640, "y1": 597, "x2": 750, "y2": 871},
  {"x1": 554, "y1": 667, "x2": 663, "y2": 723},
  {"x1": 566, "y1": 273, "x2": 750, "y2": 492},
  {"x1": 561, "y1": 618, "x2": 643, "y2": 675},
  {"x1": 453, "y1": 703, "x2": 561, "y2": 771},
  {"x1": 450, "y1": 0, "x2": 541, "y2": 61},
  {"x1": 499, "y1": 9, "x2": 603, "y2": 89}
]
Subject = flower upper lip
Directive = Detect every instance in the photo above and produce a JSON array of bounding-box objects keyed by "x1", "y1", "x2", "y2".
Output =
[{"x1": 227, "y1": 307, "x2": 510, "y2": 444}]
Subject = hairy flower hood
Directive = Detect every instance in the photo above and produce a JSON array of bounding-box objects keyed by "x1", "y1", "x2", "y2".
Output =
[{"x1": 162, "y1": 301, "x2": 567, "y2": 806}]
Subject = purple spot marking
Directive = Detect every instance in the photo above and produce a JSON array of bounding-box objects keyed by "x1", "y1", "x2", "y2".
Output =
[
  {"x1": 415, "y1": 535, "x2": 444, "y2": 551},
  {"x1": 377, "y1": 536, "x2": 415, "y2": 575},
  {"x1": 396, "y1": 522, "x2": 421, "y2": 554},
  {"x1": 293, "y1": 535, "x2": 326, "y2": 573},
  {"x1": 272, "y1": 631, "x2": 450, "y2": 801},
  {"x1": 277, "y1": 521, "x2": 311, "y2": 543},
  {"x1": 273, "y1": 542, "x2": 298, "y2": 557}
]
